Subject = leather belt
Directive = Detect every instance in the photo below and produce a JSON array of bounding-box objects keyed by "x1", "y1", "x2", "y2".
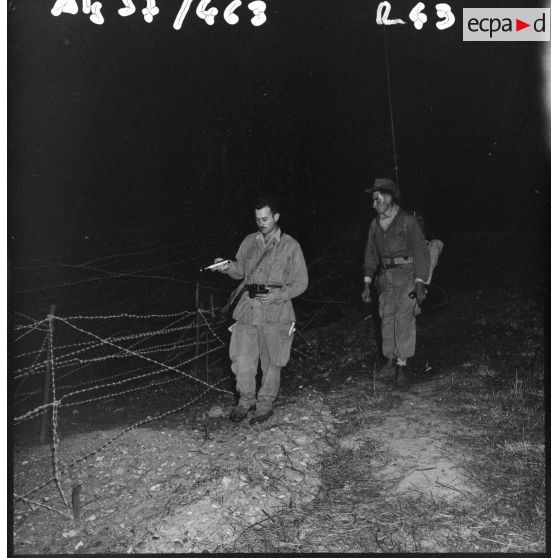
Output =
[{"x1": 381, "y1": 256, "x2": 413, "y2": 268}]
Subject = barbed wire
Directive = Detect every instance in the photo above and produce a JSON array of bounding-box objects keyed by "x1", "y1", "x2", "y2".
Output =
[
  {"x1": 13, "y1": 494, "x2": 72, "y2": 519},
  {"x1": 57, "y1": 308, "x2": 199, "y2": 321},
  {"x1": 55, "y1": 317, "x2": 231, "y2": 395},
  {"x1": 14, "y1": 402, "x2": 55, "y2": 424},
  {"x1": 299, "y1": 296, "x2": 351, "y2": 305},
  {"x1": 197, "y1": 309, "x2": 226, "y2": 346},
  {"x1": 14, "y1": 320, "x2": 49, "y2": 340},
  {"x1": 14, "y1": 311, "x2": 47, "y2": 324},
  {"x1": 58, "y1": 344, "x2": 225, "y2": 405},
  {"x1": 54, "y1": 307, "x2": 221, "y2": 386},
  {"x1": 57, "y1": 344, "x2": 226, "y2": 394},
  {"x1": 59, "y1": 364, "x2": 222, "y2": 408},
  {"x1": 17, "y1": 336, "x2": 220, "y2": 378},
  {"x1": 13, "y1": 315, "x2": 221, "y2": 358},
  {"x1": 15, "y1": 334, "x2": 49, "y2": 395},
  {"x1": 14, "y1": 309, "x2": 231, "y2": 425},
  {"x1": 20, "y1": 377, "x2": 231, "y2": 501},
  {"x1": 12, "y1": 321, "x2": 228, "y2": 379},
  {"x1": 57, "y1": 345, "x2": 225, "y2": 399},
  {"x1": 57, "y1": 362, "x2": 157, "y2": 393}
]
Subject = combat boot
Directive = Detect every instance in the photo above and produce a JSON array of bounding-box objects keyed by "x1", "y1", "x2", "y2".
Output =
[
  {"x1": 229, "y1": 402, "x2": 255, "y2": 422},
  {"x1": 376, "y1": 358, "x2": 396, "y2": 380},
  {"x1": 395, "y1": 365, "x2": 411, "y2": 388},
  {"x1": 250, "y1": 406, "x2": 274, "y2": 425}
]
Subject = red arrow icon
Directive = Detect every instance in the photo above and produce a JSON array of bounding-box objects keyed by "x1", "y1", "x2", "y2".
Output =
[{"x1": 516, "y1": 18, "x2": 530, "y2": 31}]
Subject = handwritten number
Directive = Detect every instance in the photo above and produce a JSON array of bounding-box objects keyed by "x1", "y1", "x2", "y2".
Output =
[
  {"x1": 196, "y1": 0, "x2": 218, "y2": 25},
  {"x1": 248, "y1": 1, "x2": 267, "y2": 27},
  {"x1": 51, "y1": 0, "x2": 78, "y2": 16},
  {"x1": 224, "y1": 0, "x2": 242, "y2": 25},
  {"x1": 409, "y1": 2, "x2": 427, "y2": 30},
  {"x1": 142, "y1": 0, "x2": 159, "y2": 22},
  {"x1": 118, "y1": 0, "x2": 135, "y2": 17},
  {"x1": 90, "y1": 1, "x2": 104, "y2": 24},
  {"x1": 435, "y1": 3, "x2": 455, "y2": 29}
]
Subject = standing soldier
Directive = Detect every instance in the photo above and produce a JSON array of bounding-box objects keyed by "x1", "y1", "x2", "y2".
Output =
[
  {"x1": 213, "y1": 195, "x2": 308, "y2": 423},
  {"x1": 361, "y1": 178, "x2": 430, "y2": 387}
]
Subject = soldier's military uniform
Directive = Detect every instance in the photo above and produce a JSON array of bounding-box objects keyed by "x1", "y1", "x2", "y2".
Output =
[
  {"x1": 226, "y1": 227, "x2": 308, "y2": 420},
  {"x1": 364, "y1": 210, "x2": 430, "y2": 363}
]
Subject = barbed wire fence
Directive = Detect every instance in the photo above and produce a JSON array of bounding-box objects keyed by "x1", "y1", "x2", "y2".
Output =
[
  {"x1": 12, "y1": 299, "x2": 236, "y2": 522},
  {"x1": 12, "y1": 232, "x2": 359, "y2": 525}
]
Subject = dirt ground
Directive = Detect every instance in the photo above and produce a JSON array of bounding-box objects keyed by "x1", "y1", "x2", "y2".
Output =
[
  {"x1": 12, "y1": 251, "x2": 546, "y2": 554},
  {"x1": 13, "y1": 374, "x2": 479, "y2": 554}
]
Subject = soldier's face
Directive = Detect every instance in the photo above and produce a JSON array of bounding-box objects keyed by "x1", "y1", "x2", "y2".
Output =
[
  {"x1": 255, "y1": 206, "x2": 279, "y2": 237},
  {"x1": 372, "y1": 192, "x2": 392, "y2": 215}
]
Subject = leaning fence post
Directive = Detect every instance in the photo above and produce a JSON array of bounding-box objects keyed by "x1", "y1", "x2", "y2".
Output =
[
  {"x1": 40, "y1": 305, "x2": 55, "y2": 444},
  {"x1": 72, "y1": 483, "x2": 82, "y2": 524},
  {"x1": 194, "y1": 282, "x2": 200, "y2": 390},
  {"x1": 207, "y1": 294, "x2": 215, "y2": 380},
  {"x1": 209, "y1": 294, "x2": 215, "y2": 324}
]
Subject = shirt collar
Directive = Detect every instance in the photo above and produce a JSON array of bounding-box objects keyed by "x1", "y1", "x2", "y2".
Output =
[{"x1": 256, "y1": 226, "x2": 282, "y2": 245}]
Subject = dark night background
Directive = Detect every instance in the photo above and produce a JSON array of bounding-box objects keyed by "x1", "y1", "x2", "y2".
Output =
[
  {"x1": 6, "y1": 6, "x2": 551, "y2": 551},
  {"x1": 8, "y1": 0, "x2": 550, "y2": 268}
]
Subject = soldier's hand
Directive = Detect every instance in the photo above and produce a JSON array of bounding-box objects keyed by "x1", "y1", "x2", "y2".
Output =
[
  {"x1": 414, "y1": 281, "x2": 427, "y2": 304},
  {"x1": 361, "y1": 284, "x2": 372, "y2": 304},
  {"x1": 255, "y1": 290, "x2": 282, "y2": 304},
  {"x1": 212, "y1": 258, "x2": 230, "y2": 273}
]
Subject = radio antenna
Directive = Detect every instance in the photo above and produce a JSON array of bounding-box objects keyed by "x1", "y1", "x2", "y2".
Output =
[{"x1": 382, "y1": 26, "x2": 400, "y2": 188}]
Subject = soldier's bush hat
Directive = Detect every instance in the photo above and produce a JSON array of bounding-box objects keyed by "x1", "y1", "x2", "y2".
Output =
[{"x1": 364, "y1": 178, "x2": 400, "y2": 198}]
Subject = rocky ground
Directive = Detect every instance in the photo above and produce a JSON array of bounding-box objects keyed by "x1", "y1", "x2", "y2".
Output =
[
  {"x1": 14, "y1": 372, "x2": 480, "y2": 554},
  {"x1": 12, "y1": 247, "x2": 546, "y2": 554}
]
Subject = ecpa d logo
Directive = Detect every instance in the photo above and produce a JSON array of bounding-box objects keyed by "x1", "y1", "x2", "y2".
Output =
[{"x1": 463, "y1": 8, "x2": 550, "y2": 41}]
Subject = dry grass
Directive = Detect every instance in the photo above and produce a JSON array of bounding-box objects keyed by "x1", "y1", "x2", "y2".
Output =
[
  {"x1": 226, "y1": 285, "x2": 546, "y2": 554},
  {"x1": 227, "y1": 423, "x2": 544, "y2": 553},
  {"x1": 436, "y1": 364, "x2": 546, "y2": 552}
]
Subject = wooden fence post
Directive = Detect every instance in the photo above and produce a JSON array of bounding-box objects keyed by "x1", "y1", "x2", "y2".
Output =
[
  {"x1": 194, "y1": 282, "x2": 200, "y2": 390},
  {"x1": 209, "y1": 294, "x2": 215, "y2": 324},
  {"x1": 72, "y1": 483, "x2": 82, "y2": 524},
  {"x1": 40, "y1": 305, "x2": 55, "y2": 444}
]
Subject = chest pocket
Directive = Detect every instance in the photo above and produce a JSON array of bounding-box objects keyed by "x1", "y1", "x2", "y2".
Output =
[
  {"x1": 395, "y1": 219, "x2": 410, "y2": 252},
  {"x1": 268, "y1": 256, "x2": 288, "y2": 284},
  {"x1": 374, "y1": 216, "x2": 410, "y2": 256}
]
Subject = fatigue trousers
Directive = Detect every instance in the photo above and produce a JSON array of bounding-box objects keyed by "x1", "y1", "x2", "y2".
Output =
[
  {"x1": 377, "y1": 265, "x2": 420, "y2": 361},
  {"x1": 229, "y1": 322, "x2": 293, "y2": 410}
]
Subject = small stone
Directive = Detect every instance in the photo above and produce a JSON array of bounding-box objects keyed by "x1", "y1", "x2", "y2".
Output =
[
  {"x1": 285, "y1": 470, "x2": 304, "y2": 483},
  {"x1": 86, "y1": 515, "x2": 96, "y2": 521},
  {"x1": 74, "y1": 541, "x2": 84, "y2": 550},
  {"x1": 150, "y1": 484, "x2": 161, "y2": 491}
]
